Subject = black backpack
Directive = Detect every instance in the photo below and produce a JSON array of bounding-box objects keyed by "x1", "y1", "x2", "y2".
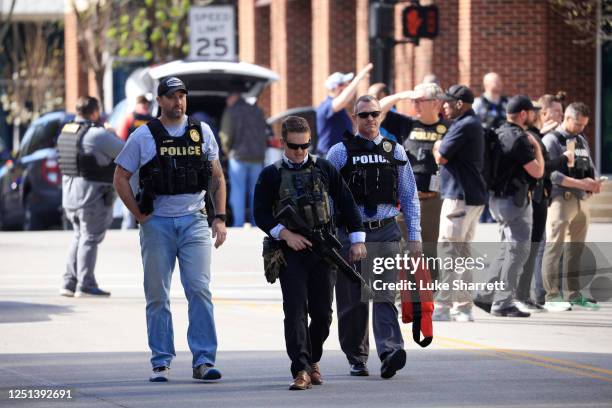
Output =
[{"x1": 482, "y1": 127, "x2": 503, "y2": 191}]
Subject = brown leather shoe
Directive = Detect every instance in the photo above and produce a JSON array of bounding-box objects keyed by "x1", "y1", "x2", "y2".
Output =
[
  {"x1": 309, "y1": 362, "x2": 323, "y2": 385},
  {"x1": 289, "y1": 371, "x2": 312, "y2": 390}
]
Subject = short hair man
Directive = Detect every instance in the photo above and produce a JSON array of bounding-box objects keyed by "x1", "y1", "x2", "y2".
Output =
[
  {"x1": 254, "y1": 116, "x2": 366, "y2": 390},
  {"x1": 114, "y1": 77, "x2": 228, "y2": 382},
  {"x1": 473, "y1": 72, "x2": 508, "y2": 130},
  {"x1": 432, "y1": 85, "x2": 487, "y2": 321},
  {"x1": 315, "y1": 63, "x2": 373, "y2": 155},
  {"x1": 57, "y1": 96, "x2": 125, "y2": 298},
  {"x1": 327, "y1": 95, "x2": 421, "y2": 379},
  {"x1": 541, "y1": 102, "x2": 602, "y2": 311}
]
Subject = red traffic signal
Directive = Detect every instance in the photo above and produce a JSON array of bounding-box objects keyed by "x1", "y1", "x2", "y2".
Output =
[{"x1": 402, "y1": 5, "x2": 439, "y2": 40}]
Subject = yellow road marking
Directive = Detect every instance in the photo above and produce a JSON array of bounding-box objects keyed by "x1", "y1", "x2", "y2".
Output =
[
  {"x1": 433, "y1": 338, "x2": 612, "y2": 383},
  {"x1": 437, "y1": 336, "x2": 612, "y2": 377}
]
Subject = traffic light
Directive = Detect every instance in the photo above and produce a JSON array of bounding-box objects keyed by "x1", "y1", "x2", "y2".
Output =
[
  {"x1": 369, "y1": 2, "x2": 395, "y2": 40},
  {"x1": 402, "y1": 5, "x2": 439, "y2": 40}
]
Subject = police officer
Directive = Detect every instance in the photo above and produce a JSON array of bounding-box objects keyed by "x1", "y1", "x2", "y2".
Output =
[
  {"x1": 379, "y1": 83, "x2": 449, "y2": 281},
  {"x1": 482, "y1": 95, "x2": 544, "y2": 317},
  {"x1": 113, "y1": 77, "x2": 228, "y2": 382},
  {"x1": 254, "y1": 116, "x2": 366, "y2": 390},
  {"x1": 327, "y1": 95, "x2": 421, "y2": 379},
  {"x1": 541, "y1": 102, "x2": 602, "y2": 311},
  {"x1": 58, "y1": 96, "x2": 124, "y2": 298}
]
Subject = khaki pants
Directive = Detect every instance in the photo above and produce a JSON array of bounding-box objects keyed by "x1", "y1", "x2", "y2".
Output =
[
  {"x1": 542, "y1": 195, "x2": 589, "y2": 301},
  {"x1": 434, "y1": 199, "x2": 484, "y2": 309}
]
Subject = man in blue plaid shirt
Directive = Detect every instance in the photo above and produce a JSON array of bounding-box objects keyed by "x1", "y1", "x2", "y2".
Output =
[{"x1": 327, "y1": 94, "x2": 421, "y2": 380}]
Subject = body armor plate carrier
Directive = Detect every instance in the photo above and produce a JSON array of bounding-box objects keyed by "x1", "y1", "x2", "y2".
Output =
[
  {"x1": 57, "y1": 121, "x2": 116, "y2": 183},
  {"x1": 340, "y1": 133, "x2": 406, "y2": 213},
  {"x1": 273, "y1": 156, "x2": 332, "y2": 231},
  {"x1": 139, "y1": 117, "x2": 212, "y2": 195}
]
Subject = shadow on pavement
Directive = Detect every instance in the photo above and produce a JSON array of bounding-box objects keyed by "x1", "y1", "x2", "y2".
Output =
[{"x1": 0, "y1": 301, "x2": 73, "y2": 324}]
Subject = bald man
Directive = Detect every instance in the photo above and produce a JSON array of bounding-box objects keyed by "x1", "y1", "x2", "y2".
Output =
[{"x1": 473, "y1": 72, "x2": 508, "y2": 131}]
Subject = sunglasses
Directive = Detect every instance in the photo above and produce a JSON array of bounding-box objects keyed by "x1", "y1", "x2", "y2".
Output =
[
  {"x1": 286, "y1": 141, "x2": 311, "y2": 150},
  {"x1": 356, "y1": 111, "x2": 381, "y2": 119}
]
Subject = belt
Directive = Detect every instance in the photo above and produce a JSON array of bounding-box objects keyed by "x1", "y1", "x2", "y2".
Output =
[
  {"x1": 418, "y1": 191, "x2": 439, "y2": 200},
  {"x1": 363, "y1": 217, "x2": 395, "y2": 230}
]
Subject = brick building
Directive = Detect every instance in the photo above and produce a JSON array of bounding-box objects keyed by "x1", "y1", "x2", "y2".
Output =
[{"x1": 64, "y1": 0, "x2": 610, "y2": 172}]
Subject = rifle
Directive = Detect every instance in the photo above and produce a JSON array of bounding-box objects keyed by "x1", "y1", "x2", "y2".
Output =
[{"x1": 275, "y1": 204, "x2": 374, "y2": 299}]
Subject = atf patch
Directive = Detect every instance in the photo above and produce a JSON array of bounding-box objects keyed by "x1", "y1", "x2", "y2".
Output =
[
  {"x1": 382, "y1": 141, "x2": 393, "y2": 153},
  {"x1": 436, "y1": 124, "x2": 447, "y2": 135},
  {"x1": 190, "y1": 129, "x2": 201, "y2": 142}
]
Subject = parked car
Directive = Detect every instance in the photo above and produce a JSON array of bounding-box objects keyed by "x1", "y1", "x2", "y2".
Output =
[{"x1": 0, "y1": 111, "x2": 74, "y2": 230}]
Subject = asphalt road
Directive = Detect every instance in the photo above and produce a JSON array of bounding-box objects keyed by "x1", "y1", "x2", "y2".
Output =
[{"x1": 1, "y1": 225, "x2": 611, "y2": 407}]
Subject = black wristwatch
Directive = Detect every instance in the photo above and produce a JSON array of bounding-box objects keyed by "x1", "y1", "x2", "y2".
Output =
[{"x1": 214, "y1": 214, "x2": 227, "y2": 223}]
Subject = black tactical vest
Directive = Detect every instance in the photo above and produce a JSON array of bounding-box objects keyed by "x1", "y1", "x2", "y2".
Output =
[
  {"x1": 273, "y1": 156, "x2": 332, "y2": 231},
  {"x1": 57, "y1": 121, "x2": 116, "y2": 183},
  {"x1": 553, "y1": 131, "x2": 595, "y2": 180},
  {"x1": 139, "y1": 117, "x2": 212, "y2": 195},
  {"x1": 402, "y1": 121, "x2": 448, "y2": 176},
  {"x1": 340, "y1": 134, "x2": 406, "y2": 212},
  {"x1": 128, "y1": 112, "x2": 154, "y2": 137}
]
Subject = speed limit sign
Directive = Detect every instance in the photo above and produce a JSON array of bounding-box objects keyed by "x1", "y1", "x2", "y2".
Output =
[{"x1": 189, "y1": 6, "x2": 236, "y2": 61}]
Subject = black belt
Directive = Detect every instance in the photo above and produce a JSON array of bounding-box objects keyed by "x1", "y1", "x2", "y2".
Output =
[{"x1": 363, "y1": 217, "x2": 395, "y2": 230}]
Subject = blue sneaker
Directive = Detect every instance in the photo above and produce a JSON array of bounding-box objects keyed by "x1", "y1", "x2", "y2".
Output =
[{"x1": 193, "y1": 364, "x2": 222, "y2": 381}]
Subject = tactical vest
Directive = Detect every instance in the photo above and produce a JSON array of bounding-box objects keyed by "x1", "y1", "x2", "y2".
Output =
[
  {"x1": 402, "y1": 121, "x2": 448, "y2": 175},
  {"x1": 553, "y1": 131, "x2": 595, "y2": 180},
  {"x1": 273, "y1": 156, "x2": 332, "y2": 231},
  {"x1": 128, "y1": 112, "x2": 154, "y2": 137},
  {"x1": 477, "y1": 96, "x2": 508, "y2": 130},
  {"x1": 340, "y1": 134, "x2": 406, "y2": 212},
  {"x1": 57, "y1": 121, "x2": 116, "y2": 183},
  {"x1": 139, "y1": 117, "x2": 212, "y2": 195}
]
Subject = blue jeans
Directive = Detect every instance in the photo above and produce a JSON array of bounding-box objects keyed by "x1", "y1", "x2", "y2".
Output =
[
  {"x1": 139, "y1": 213, "x2": 217, "y2": 369},
  {"x1": 229, "y1": 158, "x2": 262, "y2": 226}
]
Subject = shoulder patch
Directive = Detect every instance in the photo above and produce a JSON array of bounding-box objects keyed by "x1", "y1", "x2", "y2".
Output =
[{"x1": 62, "y1": 123, "x2": 81, "y2": 133}]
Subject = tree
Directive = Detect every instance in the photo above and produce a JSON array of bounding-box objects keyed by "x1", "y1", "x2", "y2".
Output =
[
  {"x1": 549, "y1": 0, "x2": 612, "y2": 44},
  {"x1": 72, "y1": 0, "x2": 116, "y2": 111},
  {"x1": 0, "y1": 22, "x2": 65, "y2": 148},
  {"x1": 107, "y1": 0, "x2": 194, "y2": 64}
]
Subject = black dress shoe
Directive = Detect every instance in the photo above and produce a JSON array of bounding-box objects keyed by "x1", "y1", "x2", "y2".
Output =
[
  {"x1": 380, "y1": 349, "x2": 406, "y2": 379},
  {"x1": 350, "y1": 363, "x2": 369, "y2": 376},
  {"x1": 491, "y1": 305, "x2": 530, "y2": 317},
  {"x1": 473, "y1": 299, "x2": 492, "y2": 314}
]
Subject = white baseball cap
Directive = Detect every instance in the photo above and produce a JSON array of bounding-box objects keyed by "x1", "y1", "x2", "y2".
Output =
[{"x1": 325, "y1": 72, "x2": 355, "y2": 90}]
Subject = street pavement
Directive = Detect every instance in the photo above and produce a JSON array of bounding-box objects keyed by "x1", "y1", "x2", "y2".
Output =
[{"x1": 1, "y1": 224, "x2": 612, "y2": 407}]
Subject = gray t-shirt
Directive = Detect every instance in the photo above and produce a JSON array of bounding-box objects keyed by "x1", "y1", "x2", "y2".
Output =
[
  {"x1": 542, "y1": 127, "x2": 596, "y2": 200},
  {"x1": 62, "y1": 121, "x2": 125, "y2": 210},
  {"x1": 114, "y1": 116, "x2": 218, "y2": 217}
]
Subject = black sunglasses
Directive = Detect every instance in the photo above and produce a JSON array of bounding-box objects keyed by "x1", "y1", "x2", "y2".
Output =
[
  {"x1": 286, "y1": 141, "x2": 311, "y2": 150},
  {"x1": 356, "y1": 111, "x2": 381, "y2": 119}
]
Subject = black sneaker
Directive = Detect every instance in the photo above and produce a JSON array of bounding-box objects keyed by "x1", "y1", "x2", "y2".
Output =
[
  {"x1": 380, "y1": 349, "x2": 406, "y2": 379},
  {"x1": 193, "y1": 364, "x2": 222, "y2": 381},
  {"x1": 75, "y1": 287, "x2": 111, "y2": 298},
  {"x1": 473, "y1": 299, "x2": 492, "y2": 314},
  {"x1": 491, "y1": 305, "x2": 530, "y2": 317},
  {"x1": 349, "y1": 362, "x2": 369, "y2": 376}
]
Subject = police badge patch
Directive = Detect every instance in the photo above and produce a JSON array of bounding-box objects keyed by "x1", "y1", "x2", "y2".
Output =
[
  {"x1": 190, "y1": 129, "x2": 201, "y2": 142},
  {"x1": 436, "y1": 124, "x2": 447, "y2": 135},
  {"x1": 382, "y1": 141, "x2": 393, "y2": 153}
]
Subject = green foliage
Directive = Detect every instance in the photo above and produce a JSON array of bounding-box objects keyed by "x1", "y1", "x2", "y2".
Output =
[{"x1": 109, "y1": 0, "x2": 191, "y2": 63}]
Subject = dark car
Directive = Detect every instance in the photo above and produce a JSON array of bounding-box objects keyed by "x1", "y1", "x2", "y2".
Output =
[{"x1": 0, "y1": 111, "x2": 74, "y2": 230}]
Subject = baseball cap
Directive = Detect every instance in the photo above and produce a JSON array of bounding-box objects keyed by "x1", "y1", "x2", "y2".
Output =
[
  {"x1": 405, "y1": 83, "x2": 445, "y2": 100},
  {"x1": 507, "y1": 95, "x2": 541, "y2": 114},
  {"x1": 325, "y1": 72, "x2": 355, "y2": 90},
  {"x1": 157, "y1": 76, "x2": 188, "y2": 97},
  {"x1": 440, "y1": 84, "x2": 475, "y2": 104}
]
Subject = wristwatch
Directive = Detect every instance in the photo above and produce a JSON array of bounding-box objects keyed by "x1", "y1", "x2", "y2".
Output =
[{"x1": 214, "y1": 214, "x2": 227, "y2": 223}]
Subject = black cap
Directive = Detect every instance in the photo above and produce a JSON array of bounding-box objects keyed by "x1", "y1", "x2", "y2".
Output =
[
  {"x1": 441, "y1": 85, "x2": 475, "y2": 104},
  {"x1": 157, "y1": 77, "x2": 188, "y2": 97},
  {"x1": 506, "y1": 95, "x2": 540, "y2": 114}
]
